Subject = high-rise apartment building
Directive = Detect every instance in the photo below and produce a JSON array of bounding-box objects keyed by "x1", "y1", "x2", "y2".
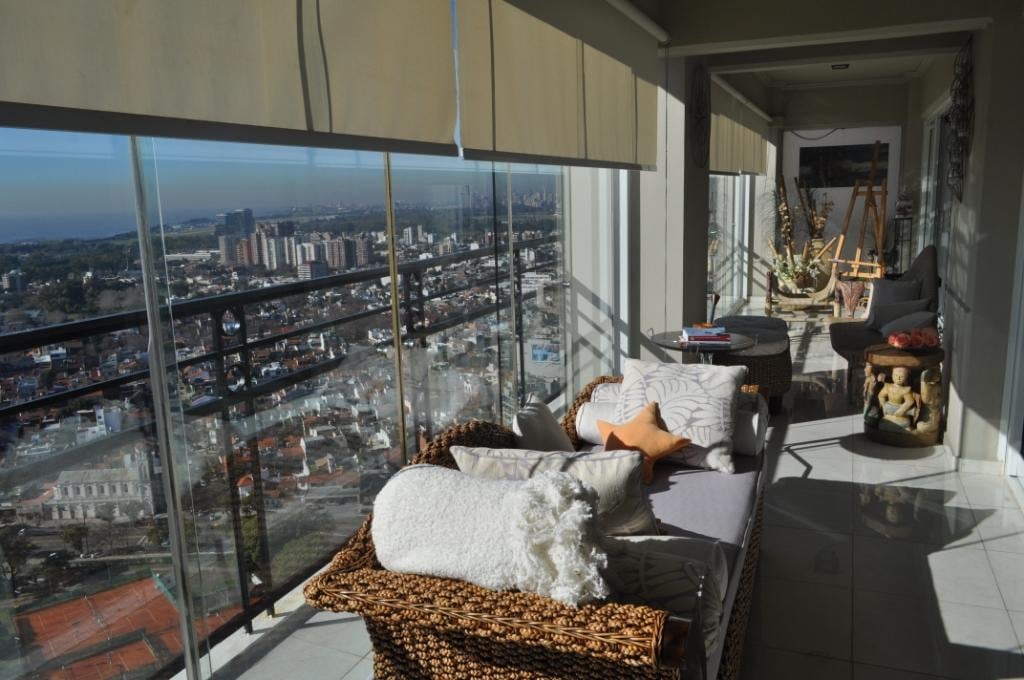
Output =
[
  {"x1": 355, "y1": 234, "x2": 373, "y2": 267},
  {"x1": 297, "y1": 242, "x2": 317, "y2": 264},
  {"x1": 297, "y1": 260, "x2": 329, "y2": 280},
  {"x1": 218, "y1": 235, "x2": 240, "y2": 266},
  {"x1": 325, "y1": 238, "x2": 357, "y2": 270},
  {"x1": 216, "y1": 208, "x2": 255, "y2": 237},
  {"x1": 2, "y1": 269, "x2": 25, "y2": 292}
]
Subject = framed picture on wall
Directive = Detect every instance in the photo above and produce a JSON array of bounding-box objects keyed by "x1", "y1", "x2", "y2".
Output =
[{"x1": 798, "y1": 143, "x2": 889, "y2": 187}]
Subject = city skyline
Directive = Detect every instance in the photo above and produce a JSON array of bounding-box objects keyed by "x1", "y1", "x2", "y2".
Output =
[{"x1": 0, "y1": 128, "x2": 561, "y2": 242}]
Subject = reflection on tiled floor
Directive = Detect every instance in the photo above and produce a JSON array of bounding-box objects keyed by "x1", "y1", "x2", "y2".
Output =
[{"x1": 742, "y1": 313, "x2": 1024, "y2": 680}]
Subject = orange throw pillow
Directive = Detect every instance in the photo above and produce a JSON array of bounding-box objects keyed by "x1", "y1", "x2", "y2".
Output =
[{"x1": 597, "y1": 403, "x2": 690, "y2": 484}]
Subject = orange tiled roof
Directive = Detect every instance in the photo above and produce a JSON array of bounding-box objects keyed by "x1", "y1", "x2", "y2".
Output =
[{"x1": 15, "y1": 576, "x2": 240, "y2": 679}]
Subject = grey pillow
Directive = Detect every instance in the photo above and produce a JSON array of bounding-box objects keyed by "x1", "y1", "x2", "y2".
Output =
[
  {"x1": 866, "y1": 279, "x2": 923, "y2": 327},
  {"x1": 878, "y1": 310, "x2": 938, "y2": 337},
  {"x1": 614, "y1": 359, "x2": 747, "y2": 473},
  {"x1": 450, "y1": 446, "x2": 658, "y2": 535},
  {"x1": 512, "y1": 394, "x2": 574, "y2": 451},
  {"x1": 866, "y1": 298, "x2": 931, "y2": 330}
]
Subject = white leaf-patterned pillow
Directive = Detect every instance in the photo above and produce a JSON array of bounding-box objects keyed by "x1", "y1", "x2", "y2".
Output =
[{"x1": 614, "y1": 359, "x2": 747, "y2": 473}]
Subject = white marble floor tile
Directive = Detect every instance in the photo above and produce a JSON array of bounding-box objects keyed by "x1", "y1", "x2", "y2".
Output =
[
  {"x1": 851, "y1": 535, "x2": 1000, "y2": 607},
  {"x1": 741, "y1": 646, "x2": 852, "y2": 680},
  {"x1": 850, "y1": 435, "x2": 955, "y2": 469},
  {"x1": 925, "y1": 544, "x2": 1006, "y2": 609},
  {"x1": 988, "y1": 550, "x2": 1024, "y2": 612},
  {"x1": 760, "y1": 525, "x2": 852, "y2": 588},
  {"x1": 765, "y1": 477, "x2": 855, "y2": 534},
  {"x1": 236, "y1": 634, "x2": 364, "y2": 680},
  {"x1": 960, "y1": 472, "x2": 1024, "y2": 509},
  {"x1": 1008, "y1": 609, "x2": 1024, "y2": 649},
  {"x1": 341, "y1": 654, "x2": 374, "y2": 680},
  {"x1": 749, "y1": 577, "x2": 852, "y2": 660},
  {"x1": 852, "y1": 589, "x2": 1023, "y2": 679},
  {"x1": 851, "y1": 664, "x2": 950, "y2": 680},
  {"x1": 974, "y1": 505, "x2": 1024, "y2": 554},
  {"x1": 852, "y1": 534, "x2": 931, "y2": 598},
  {"x1": 291, "y1": 611, "x2": 372, "y2": 657},
  {"x1": 771, "y1": 442, "x2": 855, "y2": 483}
]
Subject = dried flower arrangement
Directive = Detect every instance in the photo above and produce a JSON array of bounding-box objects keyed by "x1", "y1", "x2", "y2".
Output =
[{"x1": 771, "y1": 182, "x2": 836, "y2": 292}]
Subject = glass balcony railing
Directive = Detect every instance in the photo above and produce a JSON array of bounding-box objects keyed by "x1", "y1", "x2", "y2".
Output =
[{"x1": 0, "y1": 129, "x2": 567, "y2": 680}]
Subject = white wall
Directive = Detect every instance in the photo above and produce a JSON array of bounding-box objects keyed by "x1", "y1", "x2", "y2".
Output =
[{"x1": 781, "y1": 126, "x2": 901, "y2": 262}]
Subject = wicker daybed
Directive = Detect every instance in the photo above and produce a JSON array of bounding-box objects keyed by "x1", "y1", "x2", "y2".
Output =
[{"x1": 304, "y1": 376, "x2": 766, "y2": 680}]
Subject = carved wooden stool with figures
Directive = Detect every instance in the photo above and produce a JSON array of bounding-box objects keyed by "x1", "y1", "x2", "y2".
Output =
[{"x1": 862, "y1": 344, "x2": 945, "y2": 447}]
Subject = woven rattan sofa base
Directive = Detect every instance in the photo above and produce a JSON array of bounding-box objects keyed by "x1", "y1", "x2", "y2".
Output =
[{"x1": 305, "y1": 376, "x2": 763, "y2": 680}]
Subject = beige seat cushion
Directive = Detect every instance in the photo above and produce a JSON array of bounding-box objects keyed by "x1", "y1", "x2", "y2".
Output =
[{"x1": 450, "y1": 446, "x2": 658, "y2": 535}]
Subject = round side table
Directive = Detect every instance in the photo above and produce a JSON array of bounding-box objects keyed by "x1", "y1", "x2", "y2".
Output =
[{"x1": 862, "y1": 343, "x2": 945, "y2": 447}]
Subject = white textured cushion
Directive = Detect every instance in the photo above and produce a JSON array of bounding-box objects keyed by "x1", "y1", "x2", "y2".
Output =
[
  {"x1": 512, "y1": 394, "x2": 574, "y2": 451},
  {"x1": 373, "y1": 464, "x2": 608, "y2": 606},
  {"x1": 575, "y1": 401, "x2": 618, "y2": 446},
  {"x1": 590, "y1": 382, "x2": 621, "y2": 403},
  {"x1": 604, "y1": 535, "x2": 729, "y2": 653},
  {"x1": 733, "y1": 391, "x2": 769, "y2": 456},
  {"x1": 615, "y1": 359, "x2": 747, "y2": 473},
  {"x1": 451, "y1": 446, "x2": 658, "y2": 535}
]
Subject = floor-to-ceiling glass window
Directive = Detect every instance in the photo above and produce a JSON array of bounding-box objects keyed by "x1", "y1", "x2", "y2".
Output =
[
  {"x1": 509, "y1": 164, "x2": 567, "y2": 405},
  {"x1": 708, "y1": 173, "x2": 751, "y2": 318},
  {"x1": 388, "y1": 154, "x2": 506, "y2": 455},
  {"x1": 0, "y1": 127, "x2": 578, "y2": 679},
  {"x1": 0, "y1": 129, "x2": 180, "y2": 678},
  {"x1": 131, "y1": 138, "x2": 400, "y2": 675}
]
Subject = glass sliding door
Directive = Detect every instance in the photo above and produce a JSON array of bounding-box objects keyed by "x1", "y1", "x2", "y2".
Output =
[
  {"x1": 132, "y1": 137, "x2": 399, "y2": 676},
  {"x1": 509, "y1": 164, "x2": 567, "y2": 406},
  {"x1": 0, "y1": 129, "x2": 182, "y2": 679},
  {"x1": 388, "y1": 154, "x2": 506, "y2": 455}
]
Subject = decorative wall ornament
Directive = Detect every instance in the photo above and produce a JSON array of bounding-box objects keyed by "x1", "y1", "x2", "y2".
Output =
[
  {"x1": 690, "y1": 64, "x2": 710, "y2": 169},
  {"x1": 944, "y1": 37, "x2": 973, "y2": 202}
]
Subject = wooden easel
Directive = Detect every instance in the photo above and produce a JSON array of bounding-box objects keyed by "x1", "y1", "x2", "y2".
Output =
[{"x1": 832, "y1": 141, "x2": 887, "y2": 279}]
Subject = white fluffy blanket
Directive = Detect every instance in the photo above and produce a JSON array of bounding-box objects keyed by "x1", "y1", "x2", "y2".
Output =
[{"x1": 372, "y1": 464, "x2": 609, "y2": 606}]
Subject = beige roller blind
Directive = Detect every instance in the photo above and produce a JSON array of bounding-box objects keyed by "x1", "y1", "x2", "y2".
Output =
[
  {"x1": 0, "y1": 0, "x2": 304, "y2": 129},
  {"x1": 318, "y1": 0, "x2": 457, "y2": 146},
  {"x1": 710, "y1": 81, "x2": 768, "y2": 175},
  {"x1": 635, "y1": 65, "x2": 660, "y2": 168},
  {"x1": 584, "y1": 45, "x2": 636, "y2": 164},
  {"x1": 0, "y1": 0, "x2": 458, "y2": 153},
  {"x1": 459, "y1": 0, "x2": 661, "y2": 169},
  {"x1": 491, "y1": 0, "x2": 585, "y2": 160}
]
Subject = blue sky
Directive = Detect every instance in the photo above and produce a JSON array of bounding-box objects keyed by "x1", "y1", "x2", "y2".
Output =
[{"x1": 0, "y1": 128, "x2": 560, "y2": 243}]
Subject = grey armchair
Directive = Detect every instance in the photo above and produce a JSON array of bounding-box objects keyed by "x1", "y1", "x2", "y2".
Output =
[{"x1": 829, "y1": 246, "x2": 939, "y2": 395}]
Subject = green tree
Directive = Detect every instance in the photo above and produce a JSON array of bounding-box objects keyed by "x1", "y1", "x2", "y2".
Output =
[
  {"x1": 0, "y1": 527, "x2": 35, "y2": 594},
  {"x1": 94, "y1": 504, "x2": 116, "y2": 552},
  {"x1": 62, "y1": 525, "x2": 90, "y2": 555}
]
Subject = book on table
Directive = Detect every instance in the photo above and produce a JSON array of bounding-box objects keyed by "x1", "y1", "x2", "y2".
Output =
[{"x1": 681, "y1": 327, "x2": 732, "y2": 345}]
